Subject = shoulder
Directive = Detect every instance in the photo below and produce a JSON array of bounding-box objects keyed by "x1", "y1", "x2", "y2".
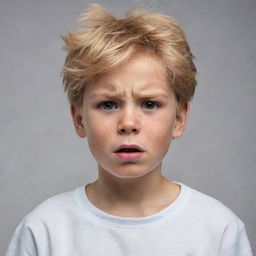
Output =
[
  {"x1": 182, "y1": 183, "x2": 245, "y2": 231},
  {"x1": 181, "y1": 183, "x2": 253, "y2": 252},
  {"x1": 20, "y1": 186, "x2": 81, "y2": 229},
  {"x1": 180, "y1": 183, "x2": 253, "y2": 255},
  {"x1": 6, "y1": 187, "x2": 82, "y2": 255}
]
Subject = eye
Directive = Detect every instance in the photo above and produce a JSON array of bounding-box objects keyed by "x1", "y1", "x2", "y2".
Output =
[
  {"x1": 142, "y1": 101, "x2": 160, "y2": 110},
  {"x1": 98, "y1": 101, "x2": 118, "y2": 110}
]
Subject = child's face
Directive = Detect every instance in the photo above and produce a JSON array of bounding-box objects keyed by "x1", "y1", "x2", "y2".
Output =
[{"x1": 72, "y1": 53, "x2": 189, "y2": 178}]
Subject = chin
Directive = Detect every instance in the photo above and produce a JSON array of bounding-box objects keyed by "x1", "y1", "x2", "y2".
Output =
[{"x1": 109, "y1": 168, "x2": 153, "y2": 179}]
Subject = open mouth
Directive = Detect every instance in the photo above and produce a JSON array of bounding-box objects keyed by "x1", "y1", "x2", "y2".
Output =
[
  {"x1": 114, "y1": 144, "x2": 144, "y2": 153},
  {"x1": 114, "y1": 146, "x2": 144, "y2": 160},
  {"x1": 115, "y1": 148, "x2": 142, "y2": 153}
]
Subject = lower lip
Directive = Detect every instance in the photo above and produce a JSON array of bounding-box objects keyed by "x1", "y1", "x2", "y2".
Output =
[{"x1": 115, "y1": 152, "x2": 144, "y2": 160}]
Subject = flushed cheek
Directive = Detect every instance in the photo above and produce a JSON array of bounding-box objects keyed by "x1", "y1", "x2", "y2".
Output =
[
  {"x1": 87, "y1": 131, "x2": 114, "y2": 159},
  {"x1": 87, "y1": 124, "x2": 110, "y2": 145},
  {"x1": 146, "y1": 115, "x2": 173, "y2": 138},
  {"x1": 154, "y1": 133, "x2": 172, "y2": 156},
  {"x1": 145, "y1": 122, "x2": 173, "y2": 154},
  {"x1": 85, "y1": 113, "x2": 112, "y2": 137}
]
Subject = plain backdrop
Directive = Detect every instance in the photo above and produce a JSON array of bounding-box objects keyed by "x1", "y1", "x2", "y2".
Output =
[{"x1": 0, "y1": 0, "x2": 255, "y2": 254}]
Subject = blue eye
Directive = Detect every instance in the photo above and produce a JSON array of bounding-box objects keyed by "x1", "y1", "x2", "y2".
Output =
[
  {"x1": 97, "y1": 100, "x2": 160, "y2": 111},
  {"x1": 142, "y1": 101, "x2": 160, "y2": 109},
  {"x1": 98, "y1": 101, "x2": 118, "y2": 110}
]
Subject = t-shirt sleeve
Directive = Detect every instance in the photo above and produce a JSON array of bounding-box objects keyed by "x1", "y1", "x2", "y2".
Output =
[
  {"x1": 219, "y1": 225, "x2": 253, "y2": 256},
  {"x1": 5, "y1": 219, "x2": 38, "y2": 256}
]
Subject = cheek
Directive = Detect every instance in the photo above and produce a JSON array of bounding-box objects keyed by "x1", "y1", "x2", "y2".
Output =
[
  {"x1": 84, "y1": 114, "x2": 113, "y2": 153},
  {"x1": 86, "y1": 113, "x2": 112, "y2": 136},
  {"x1": 144, "y1": 114, "x2": 175, "y2": 141}
]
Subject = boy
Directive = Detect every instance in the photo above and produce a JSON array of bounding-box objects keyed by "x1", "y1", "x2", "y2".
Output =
[{"x1": 6, "y1": 3, "x2": 253, "y2": 255}]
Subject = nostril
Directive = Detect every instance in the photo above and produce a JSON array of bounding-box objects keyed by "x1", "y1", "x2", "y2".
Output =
[
  {"x1": 119, "y1": 128, "x2": 126, "y2": 133},
  {"x1": 118, "y1": 127, "x2": 138, "y2": 134}
]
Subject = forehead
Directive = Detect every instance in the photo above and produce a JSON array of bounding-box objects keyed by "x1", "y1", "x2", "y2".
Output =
[{"x1": 85, "y1": 53, "x2": 172, "y2": 98}]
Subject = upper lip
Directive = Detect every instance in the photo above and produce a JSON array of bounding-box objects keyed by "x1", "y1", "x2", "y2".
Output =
[{"x1": 114, "y1": 144, "x2": 144, "y2": 153}]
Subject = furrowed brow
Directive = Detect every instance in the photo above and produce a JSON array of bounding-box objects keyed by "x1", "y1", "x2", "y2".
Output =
[
  {"x1": 90, "y1": 92, "x2": 124, "y2": 99},
  {"x1": 90, "y1": 91, "x2": 168, "y2": 99},
  {"x1": 135, "y1": 92, "x2": 168, "y2": 99}
]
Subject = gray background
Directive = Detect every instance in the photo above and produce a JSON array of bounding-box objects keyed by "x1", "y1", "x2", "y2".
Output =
[{"x1": 0, "y1": 0, "x2": 255, "y2": 254}]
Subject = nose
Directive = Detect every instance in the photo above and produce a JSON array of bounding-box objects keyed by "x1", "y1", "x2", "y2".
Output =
[{"x1": 117, "y1": 108, "x2": 140, "y2": 135}]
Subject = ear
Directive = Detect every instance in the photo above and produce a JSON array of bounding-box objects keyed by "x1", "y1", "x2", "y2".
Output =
[
  {"x1": 172, "y1": 103, "x2": 190, "y2": 139},
  {"x1": 70, "y1": 105, "x2": 86, "y2": 138}
]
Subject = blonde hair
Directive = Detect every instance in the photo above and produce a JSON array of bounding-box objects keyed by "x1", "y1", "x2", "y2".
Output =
[{"x1": 62, "y1": 3, "x2": 197, "y2": 110}]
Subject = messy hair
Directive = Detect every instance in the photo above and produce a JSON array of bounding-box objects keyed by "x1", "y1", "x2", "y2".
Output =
[{"x1": 62, "y1": 3, "x2": 197, "y2": 110}]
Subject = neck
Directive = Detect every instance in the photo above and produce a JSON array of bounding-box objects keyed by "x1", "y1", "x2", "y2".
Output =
[{"x1": 86, "y1": 163, "x2": 179, "y2": 212}]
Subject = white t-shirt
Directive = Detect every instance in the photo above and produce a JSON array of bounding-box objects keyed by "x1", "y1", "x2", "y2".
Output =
[{"x1": 5, "y1": 182, "x2": 253, "y2": 256}]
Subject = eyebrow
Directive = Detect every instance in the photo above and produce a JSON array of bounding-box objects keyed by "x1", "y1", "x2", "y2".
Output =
[{"x1": 90, "y1": 91, "x2": 168, "y2": 99}]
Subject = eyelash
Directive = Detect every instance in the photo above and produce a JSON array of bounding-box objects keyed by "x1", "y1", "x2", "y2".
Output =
[{"x1": 97, "y1": 101, "x2": 161, "y2": 111}]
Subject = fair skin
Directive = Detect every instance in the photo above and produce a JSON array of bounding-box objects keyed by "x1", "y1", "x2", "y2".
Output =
[{"x1": 71, "y1": 52, "x2": 190, "y2": 217}]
